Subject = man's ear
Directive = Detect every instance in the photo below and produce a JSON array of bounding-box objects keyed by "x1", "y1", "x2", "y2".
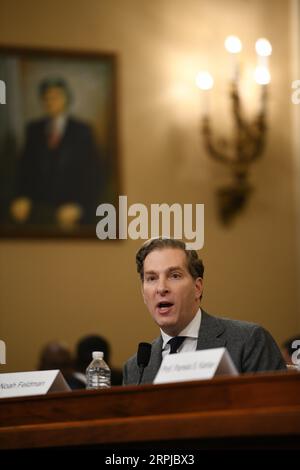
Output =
[{"x1": 195, "y1": 277, "x2": 203, "y2": 300}]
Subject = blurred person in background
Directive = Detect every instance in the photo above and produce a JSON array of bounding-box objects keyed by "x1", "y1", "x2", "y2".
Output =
[
  {"x1": 73, "y1": 334, "x2": 123, "y2": 387},
  {"x1": 37, "y1": 341, "x2": 82, "y2": 389}
]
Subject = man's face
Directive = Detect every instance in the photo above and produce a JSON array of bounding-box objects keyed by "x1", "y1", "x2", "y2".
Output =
[
  {"x1": 141, "y1": 248, "x2": 203, "y2": 336},
  {"x1": 42, "y1": 86, "x2": 67, "y2": 117}
]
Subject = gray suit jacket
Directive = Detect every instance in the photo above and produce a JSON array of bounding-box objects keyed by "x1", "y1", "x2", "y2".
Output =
[{"x1": 123, "y1": 311, "x2": 286, "y2": 385}]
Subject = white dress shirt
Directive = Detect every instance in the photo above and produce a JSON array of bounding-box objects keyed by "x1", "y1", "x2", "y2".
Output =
[
  {"x1": 161, "y1": 308, "x2": 202, "y2": 358},
  {"x1": 48, "y1": 114, "x2": 67, "y2": 138}
]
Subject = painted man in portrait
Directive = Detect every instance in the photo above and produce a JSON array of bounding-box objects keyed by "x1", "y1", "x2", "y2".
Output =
[{"x1": 10, "y1": 77, "x2": 104, "y2": 229}]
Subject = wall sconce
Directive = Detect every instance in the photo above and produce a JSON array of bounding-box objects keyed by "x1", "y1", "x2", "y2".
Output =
[{"x1": 197, "y1": 36, "x2": 272, "y2": 225}]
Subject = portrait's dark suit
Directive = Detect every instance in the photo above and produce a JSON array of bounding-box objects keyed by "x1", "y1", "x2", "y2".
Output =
[
  {"x1": 16, "y1": 116, "x2": 104, "y2": 224},
  {"x1": 123, "y1": 310, "x2": 286, "y2": 385}
]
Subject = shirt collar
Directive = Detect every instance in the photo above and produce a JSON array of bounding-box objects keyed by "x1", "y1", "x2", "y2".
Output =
[{"x1": 161, "y1": 308, "x2": 202, "y2": 349}]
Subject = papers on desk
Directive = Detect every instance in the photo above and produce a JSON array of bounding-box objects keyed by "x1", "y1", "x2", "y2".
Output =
[
  {"x1": 154, "y1": 347, "x2": 238, "y2": 385},
  {"x1": 0, "y1": 370, "x2": 70, "y2": 398}
]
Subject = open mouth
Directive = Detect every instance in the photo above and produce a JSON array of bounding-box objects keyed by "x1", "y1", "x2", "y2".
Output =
[{"x1": 156, "y1": 301, "x2": 174, "y2": 314}]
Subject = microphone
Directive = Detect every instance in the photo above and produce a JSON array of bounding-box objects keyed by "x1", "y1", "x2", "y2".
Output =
[{"x1": 137, "y1": 342, "x2": 152, "y2": 385}]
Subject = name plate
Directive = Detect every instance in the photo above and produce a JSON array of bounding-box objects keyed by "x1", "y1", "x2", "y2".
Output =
[
  {"x1": 0, "y1": 370, "x2": 70, "y2": 398},
  {"x1": 153, "y1": 347, "x2": 238, "y2": 385}
]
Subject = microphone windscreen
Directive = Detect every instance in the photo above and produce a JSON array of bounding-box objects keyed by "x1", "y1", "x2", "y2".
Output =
[{"x1": 137, "y1": 342, "x2": 152, "y2": 368}]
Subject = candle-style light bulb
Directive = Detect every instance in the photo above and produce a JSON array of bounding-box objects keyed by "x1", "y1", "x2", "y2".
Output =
[
  {"x1": 254, "y1": 65, "x2": 271, "y2": 85},
  {"x1": 224, "y1": 35, "x2": 242, "y2": 54},
  {"x1": 196, "y1": 71, "x2": 214, "y2": 117},
  {"x1": 224, "y1": 36, "x2": 242, "y2": 83},
  {"x1": 196, "y1": 71, "x2": 214, "y2": 90},
  {"x1": 255, "y1": 38, "x2": 272, "y2": 57}
]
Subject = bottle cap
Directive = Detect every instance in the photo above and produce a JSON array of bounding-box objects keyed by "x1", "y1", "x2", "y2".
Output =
[{"x1": 92, "y1": 351, "x2": 104, "y2": 359}]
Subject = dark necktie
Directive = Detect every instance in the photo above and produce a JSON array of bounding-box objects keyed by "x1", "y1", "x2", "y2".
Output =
[{"x1": 168, "y1": 336, "x2": 186, "y2": 354}]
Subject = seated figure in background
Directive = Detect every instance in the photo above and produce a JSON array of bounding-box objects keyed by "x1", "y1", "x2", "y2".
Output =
[
  {"x1": 73, "y1": 334, "x2": 123, "y2": 388},
  {"x1": 37, "y1": 341, "x2": 82, "y2": 389}
]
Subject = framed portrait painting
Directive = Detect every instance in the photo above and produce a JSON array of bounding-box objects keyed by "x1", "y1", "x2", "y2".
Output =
[{"x1": 0, "y1": 46, "x2": 119, "y2": 238}]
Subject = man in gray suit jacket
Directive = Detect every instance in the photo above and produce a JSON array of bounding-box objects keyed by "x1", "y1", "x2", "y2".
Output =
[{"x1": 123, "y1": 238, "x2": 286, "y2": 385}]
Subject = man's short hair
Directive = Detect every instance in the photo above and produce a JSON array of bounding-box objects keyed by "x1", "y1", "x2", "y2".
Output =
[
  {"x1": 136, "y1": 237, "x2": 204, "y2": 281},
  {"x1": 75, "y1": 335, "x2": 110, "y2": 372}
]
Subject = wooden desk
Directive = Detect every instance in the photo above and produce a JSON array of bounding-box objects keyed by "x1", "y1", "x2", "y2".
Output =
[{"x1": 1, "y1": 371, "x2": 300, "y2": 450}]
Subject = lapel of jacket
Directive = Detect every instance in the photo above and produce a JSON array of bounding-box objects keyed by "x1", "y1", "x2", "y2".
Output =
[
  {"x1": 196, "y1": 310, "x2": 226, "y2": 350},
  {"x1": 142, "y1": 336, "x2": 163, "y2": 384},
  {"x1": 141, "y1": 311, "x2": 226, "y2": 383}
]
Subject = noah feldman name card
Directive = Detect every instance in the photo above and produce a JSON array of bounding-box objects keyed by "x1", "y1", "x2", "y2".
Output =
[
  {"x1": 0, "y1": 370, "x2": 70, "y2": 398},
  {"x1": 154, "y1": 347, "x2": 238, "y2": 385}
]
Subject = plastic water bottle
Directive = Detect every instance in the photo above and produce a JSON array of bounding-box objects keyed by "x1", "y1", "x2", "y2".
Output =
[{"x1": 86, "y1": 351, "x2": 111, "y2": 389}]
